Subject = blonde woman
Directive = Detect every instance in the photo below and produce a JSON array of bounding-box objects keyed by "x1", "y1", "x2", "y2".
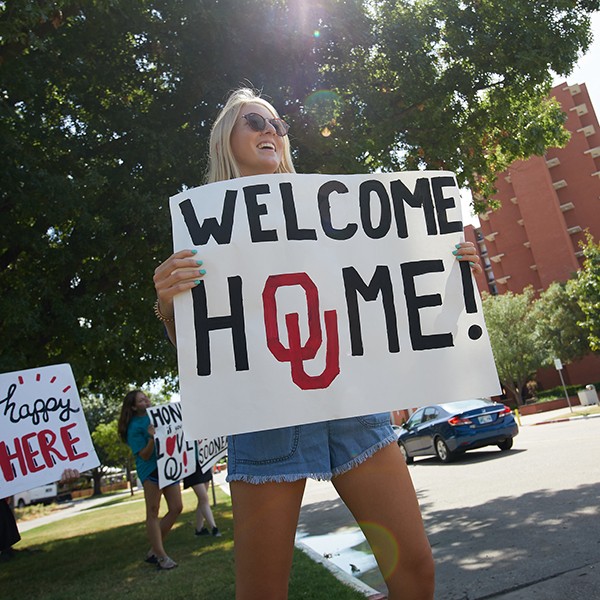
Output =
[{"x1": 153, "y1": 88, "x2": 482, "y2": 599}]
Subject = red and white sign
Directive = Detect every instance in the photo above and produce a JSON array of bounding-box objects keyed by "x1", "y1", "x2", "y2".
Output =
[
  {"x1": 170, "y1": 172, "x2": 501, "y2": 439},
  {"x1": 0, "y1": 363, "x2": 99, "y2": 497}
]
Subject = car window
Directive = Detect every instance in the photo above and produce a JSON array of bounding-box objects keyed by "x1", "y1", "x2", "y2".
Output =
[
  {"x1": 407, "y1": 408, "x2": 425, "y2": 428},
  {"x1": 423, "y1": 407, "x2": 439, "y2": 422}
]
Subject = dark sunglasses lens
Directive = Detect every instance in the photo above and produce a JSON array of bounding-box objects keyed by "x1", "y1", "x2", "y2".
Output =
[
  {"x1": 244, "y1": 113, "x2": 289, "y2": 137},
  {"x1": 245, "y1": 113, "x2": 266, "y2": 132},
  {"x1": 271, "y1": 119, "x2": 289, "y2": 137}
]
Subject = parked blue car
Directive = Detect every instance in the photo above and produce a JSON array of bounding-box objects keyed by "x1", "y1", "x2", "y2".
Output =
[{"x1": 397, "y1": 399, "x2": 518, "y2": 463}]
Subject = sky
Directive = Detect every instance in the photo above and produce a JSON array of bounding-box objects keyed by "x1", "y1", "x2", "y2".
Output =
[{"x1": 462, "y1": 11, "x2": 600, "y2": 225}]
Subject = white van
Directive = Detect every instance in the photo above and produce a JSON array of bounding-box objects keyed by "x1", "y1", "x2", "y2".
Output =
[{"x1": 13, "y1": 483, "x2": 58, "y2": 508}]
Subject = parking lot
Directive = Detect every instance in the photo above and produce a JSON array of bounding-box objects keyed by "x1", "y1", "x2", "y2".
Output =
[{"x1": 297, "y1": 413, "x2": 600, "y2": 599}]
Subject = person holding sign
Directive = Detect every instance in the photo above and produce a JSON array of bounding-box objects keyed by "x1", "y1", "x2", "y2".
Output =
[
  {"x1": 118, "y1": 390, "x2": 182, "y2": 570},
  {"x1": 153, "y1": 88, "x2": 482, "y2": 599}
]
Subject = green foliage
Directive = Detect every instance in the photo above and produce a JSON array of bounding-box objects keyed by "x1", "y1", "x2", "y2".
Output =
[
  {"x1": 91, "y1": 419, "x2": 130, "y2": 468},
  {"x1": 482, "y1": 287, "x2": 546, "y2": 404},
  {"x1": 362, "y1": 0, "x2": 594, "y2": 210},
  {"x1": 533, "y1": 281, "x2": 590, "y2": 364},
  {"x1": 568, "y1": 234, "x2": 600, "y2": 352},
  {"x1": 1, "y1": 0, "x2": 598, "y2": 397},
  {"x1": 536, "y1": 380, "x2": 600, "y2": 401}
]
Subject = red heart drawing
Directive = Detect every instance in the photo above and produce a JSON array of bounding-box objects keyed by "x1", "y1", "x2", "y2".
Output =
[{"x1": 165, "y1": 435, "x2": 177, "y2": 457}]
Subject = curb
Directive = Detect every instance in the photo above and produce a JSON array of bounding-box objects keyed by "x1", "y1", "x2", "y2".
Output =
[
  {"x1": 531, "y1": 412, "x2": 600, "y2": 426},
  {"x1": 295, "y1": 540, "x2": 386, "y2": 599}
]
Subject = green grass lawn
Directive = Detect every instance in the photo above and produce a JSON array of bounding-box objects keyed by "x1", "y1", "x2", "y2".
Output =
[{"x1": 2, "y1": 488, "x2": 367, "y2": 600}]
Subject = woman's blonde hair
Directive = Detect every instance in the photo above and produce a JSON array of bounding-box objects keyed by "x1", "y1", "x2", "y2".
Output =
[{"x1": 206, "y1": 88, "x2": 296, "y2": 183}]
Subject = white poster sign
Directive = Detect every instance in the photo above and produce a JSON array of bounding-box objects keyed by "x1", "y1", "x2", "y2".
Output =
[
  {"x1": 170, "y1": 172, "x2": 501, "y2": 439},
  {"x1": 0, "y1": 363, "x2": 100, "y2": 497},
  {"x1": 197, "y1": 436, "x2": 228, "y2": 473},
  {"x1": 147, "y1": 402, "x2": 195, "y2": 489}
]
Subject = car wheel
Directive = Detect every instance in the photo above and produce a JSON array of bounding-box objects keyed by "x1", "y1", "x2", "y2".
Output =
[
  {"x1": 435, "y1": 437, "x2": 453, "y2": 463},
  {"x1": 17, "y1": 499, "x2": 26, "y2": 509},
  {"x1": 498, "y1": 438, "x2": 514, "y2": 451},
  {"x1": 398, "y1": 442, "x2": 414, "y2": 464}
]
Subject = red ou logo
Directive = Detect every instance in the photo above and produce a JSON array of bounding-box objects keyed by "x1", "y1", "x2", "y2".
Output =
[{"x1": 262, "y1": 273, "x2": 340, "y2": 390}]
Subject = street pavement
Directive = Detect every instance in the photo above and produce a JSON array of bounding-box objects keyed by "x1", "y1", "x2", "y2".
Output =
[{"x1": 293, "y1": 408, "x2": 600, "y2": 599}]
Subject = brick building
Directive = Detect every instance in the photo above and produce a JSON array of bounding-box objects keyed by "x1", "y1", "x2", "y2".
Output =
[{"x1": 464, "y1": 81, "x2": 600, "y2": 389}]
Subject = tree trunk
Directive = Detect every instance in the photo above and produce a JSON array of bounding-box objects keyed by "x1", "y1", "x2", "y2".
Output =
[{"x1": 91, "y1": 468, "x2": 103, "y2": 496}]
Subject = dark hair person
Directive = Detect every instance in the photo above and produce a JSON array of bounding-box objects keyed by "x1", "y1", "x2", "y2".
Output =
[
  {"x1": 152, "y1": 87, "x2": 482, "y2": 599},
  {"x1": 118, "y1": 390, "x2": 182, "y2": 570}
]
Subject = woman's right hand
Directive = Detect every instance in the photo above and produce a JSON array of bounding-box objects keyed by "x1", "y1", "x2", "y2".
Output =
[{"x1": 153, "y1": 249, "x2": 206, "y2": 319}]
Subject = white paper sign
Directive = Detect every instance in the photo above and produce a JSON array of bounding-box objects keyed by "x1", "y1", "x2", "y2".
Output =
[
  {"x1": 0, "y1": 363, "x2": 100, "y2": 497},
  {"x1": 147, "y1": 401, "x2": 195, "y2": 489},
  {"x1": 170, "y1": 172, "x2": 501, "y2": 439},
  {"x1": 197, "y1": 436, "x2": 228, "y2": 473}
]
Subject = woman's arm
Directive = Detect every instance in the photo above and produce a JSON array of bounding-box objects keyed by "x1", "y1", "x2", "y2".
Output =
[
  {"x1": 153, "y1": 249, "x2": 206, "y2": 345},
  {"x1": 138, "y1": 423, "x2": 156, "y2": 461}
]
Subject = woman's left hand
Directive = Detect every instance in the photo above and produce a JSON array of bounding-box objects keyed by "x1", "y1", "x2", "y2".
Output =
[{"x1": 453, "y1": 241, "x2": 482, "y2": 275}]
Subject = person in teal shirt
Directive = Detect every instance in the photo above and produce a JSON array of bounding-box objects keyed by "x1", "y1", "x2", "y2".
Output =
[{"x1": 118, "y1": 390, "x2": 182, "y2": 570}]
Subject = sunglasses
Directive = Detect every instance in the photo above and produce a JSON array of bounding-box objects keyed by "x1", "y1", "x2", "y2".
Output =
[{"x1": 242, "y1": 112, "x2": 290, "y2": 137}]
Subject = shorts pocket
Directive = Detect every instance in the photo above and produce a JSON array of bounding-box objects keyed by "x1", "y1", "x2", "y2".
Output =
[
  {"x1": 231, "y1": 426, "x2": 300, "y2": 465},
  {"x1": 356, "y1": 412, "x2": 391, "y2": 428}
]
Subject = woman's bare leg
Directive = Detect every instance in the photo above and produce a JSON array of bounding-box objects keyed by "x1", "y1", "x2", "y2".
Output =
[
  {"x1": 142, "y1": 480, "x2": 167, "y2": 558},
  {"x1": 160, "y1": 483, "x2": 183, "y2": 541},
  {"x1": 332, "y1": 443, "x2": 434, "y2": 600},
  {"x1": 230, "y1": 479, "x2": 306, "y2": 600},
  {"x1": 192, "y1": 482, "x2": 216, "y2": 530}
]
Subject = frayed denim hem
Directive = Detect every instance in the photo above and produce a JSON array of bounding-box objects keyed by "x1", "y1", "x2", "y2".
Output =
[
  {"x1": 331, "y1": 433, "x2": 398, "y2": 478},
  {"x1": 226, "y1": 434, "x2": 398, "y2": 484},
  {"x1": 227, "y1": 472, "x2": 332, "y2": 485}
]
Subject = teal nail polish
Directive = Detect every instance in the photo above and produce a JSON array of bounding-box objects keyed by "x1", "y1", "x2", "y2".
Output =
[
  {"x1": 456, "y1": 255, "x2": 463, "y2": 260},
  {"x1": 455, "y1": 243, "x2": 462, "y2": 248},
  {"x1": 194, "y1": 279, "x2": 201, "y2": 285},
  {"x1": 196, "y1": 260, "x2": 203, "y2": 266},
  {"x1": 199, "y1": 269, "x2": 206, "y2": 275},
  {"x1": 452, "y1": 249, "x2": 459, "y2": 255},
  {"x1": 191, "y1": 249, "x2": 198, "y2": 255},
  {"x1": 469, "y1": 261, "x2": 475, "y2": 265}
]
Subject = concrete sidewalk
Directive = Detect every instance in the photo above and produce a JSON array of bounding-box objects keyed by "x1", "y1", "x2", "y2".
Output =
[{"x1": 517, "y1": 405, "x2": 600, "y2": 426}]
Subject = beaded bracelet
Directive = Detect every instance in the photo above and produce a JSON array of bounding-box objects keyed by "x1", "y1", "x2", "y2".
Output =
[{"x1": 153, "y1": 299, "x2": 174, "y2": 323}]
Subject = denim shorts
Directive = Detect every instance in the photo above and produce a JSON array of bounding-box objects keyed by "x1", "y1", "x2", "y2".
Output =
[{"x1": 226, "y1": 413, "x2": 397, "y2": 484}]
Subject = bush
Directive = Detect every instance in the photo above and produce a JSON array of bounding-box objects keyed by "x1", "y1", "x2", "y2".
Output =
[{"x1": 535, "y1": 380, "x2": 600, "y2": 402}]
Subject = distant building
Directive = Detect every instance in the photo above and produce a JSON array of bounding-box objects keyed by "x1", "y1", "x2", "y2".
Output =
[{"x1": 465, "y1": 81, "x2": 600, "y2": 390}]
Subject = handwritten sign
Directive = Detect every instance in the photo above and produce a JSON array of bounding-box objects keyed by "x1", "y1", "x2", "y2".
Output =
[
  {"x1": 0, "y1": 364, "x2": 100, "y2": 497},
  {"x1": 170, "y1": 172, "x2": 501, "y2": 439},
  {"x1": 147, "y1": 401, "x2": 195, "y2": 489},
  {"x1": 197, "y1": 435, "x2": 227, "y2": 473}
]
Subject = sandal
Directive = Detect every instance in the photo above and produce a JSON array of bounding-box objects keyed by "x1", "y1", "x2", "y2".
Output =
[{"x1": 156, "y1": 555, "x2": 178, "y2": 570}]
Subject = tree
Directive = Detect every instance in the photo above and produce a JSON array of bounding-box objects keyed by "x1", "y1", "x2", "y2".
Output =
[
  {"x1": 533, "y1": 281, "x2": 590, "y2": 364},
  {"x1": 568, "y1": 234, "x2": 600, "y2": 352},
  {"x1": 91, "y1": 420, "x2": 133, "y2": 496},
  {"x1": 353, "y1": 0, "x2": 598, "y2": 210},
  {"x1": 0, "y1": 0, "x2": 370, "y2": 396},
  {"x1": 482, "y1": 288, "x2": 546, "y2": 404},
  {"x1": 1, "y1": 0, "x2": 598, "y2": 398}
]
